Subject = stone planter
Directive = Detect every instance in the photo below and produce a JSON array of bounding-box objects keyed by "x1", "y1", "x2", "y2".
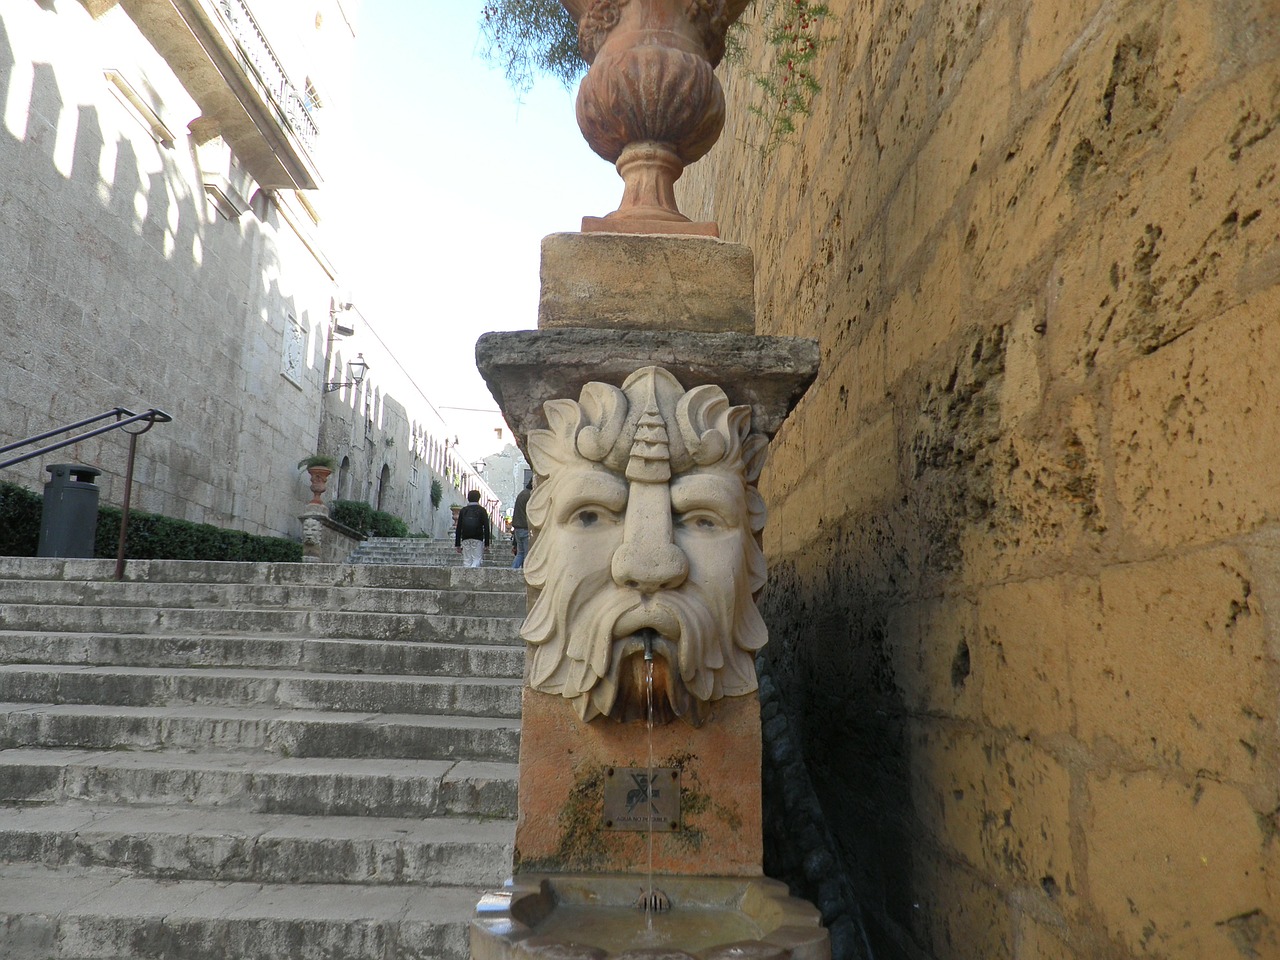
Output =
[{"x1": 305, "y1": 466, "x2": 332, "y2": 506}]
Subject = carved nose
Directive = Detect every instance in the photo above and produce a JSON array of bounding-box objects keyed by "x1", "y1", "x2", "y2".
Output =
[
  {"x1": 611, "y1": 480, "x2": 688, "y2": 593},
  {"x1": 612, "y1": 537, "x2": 688, "y2": 593}
]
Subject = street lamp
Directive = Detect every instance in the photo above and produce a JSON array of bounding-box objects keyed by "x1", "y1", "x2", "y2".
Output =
[{"x1": 324, "y1": 353, "x2": 369, "y2": 393}]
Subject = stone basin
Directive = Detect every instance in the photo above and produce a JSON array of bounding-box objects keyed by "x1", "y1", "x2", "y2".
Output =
[{"x1": 471, "y1": 874, "x2": 830, "y2": 960}]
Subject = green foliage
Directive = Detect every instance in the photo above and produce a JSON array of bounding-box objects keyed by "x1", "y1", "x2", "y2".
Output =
[
  {"x1": 480, "y1": 0, "x2": 584, "y2": 92},
  {"x1": 330, "y1": 499, "x2": 373, "y2": 534},
  {"x1": 0, "y1": 480, "x2": 301, "y2": 561},
  {"x1": 745, "y1": 0, "x2": 831, "y2": 155},
  {"x1": 95, "y1": 508, "x2": 302, "y2": 562},
  {"x1": 329, "y1": 499, "x2": 410, "y2": 539},
  {"x1": 298, "y1": 454, "x2": 337, "y2": 470},
  {"x1": 370, "y1": 510, "x2": 409, "y2": 538},
  {"x1": 0, "y1": 482, "x2": 41, "y2": 555},
  {"x1": 429, "y1": 477, "x2": 443, "y2": 511}
]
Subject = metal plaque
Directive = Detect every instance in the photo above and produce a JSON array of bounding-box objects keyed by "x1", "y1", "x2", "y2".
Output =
[{"x1": 602, "y1": 767, "x2": 680, "y2": 832}]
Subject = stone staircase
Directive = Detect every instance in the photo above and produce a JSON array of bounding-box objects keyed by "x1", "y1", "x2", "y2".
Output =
[
  {"x1": 345, "y1": 538, "x2": 513, "y2": 568},
  {"x1": 0, "y1": 556, "x2": 527, "y2": 960}
]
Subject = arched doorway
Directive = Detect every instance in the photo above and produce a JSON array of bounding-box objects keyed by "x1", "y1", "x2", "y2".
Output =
[
  {"x1": 337, "y1": 456, "x2": 351, "y2": 500},
  {"x1": 376, "y1": 463, "x2": 391, "y2": 511}
]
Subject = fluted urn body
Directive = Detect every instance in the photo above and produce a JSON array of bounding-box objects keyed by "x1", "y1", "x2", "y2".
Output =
[{"x1": 562, "y1": 0, "x2": 749, "y2": 233}]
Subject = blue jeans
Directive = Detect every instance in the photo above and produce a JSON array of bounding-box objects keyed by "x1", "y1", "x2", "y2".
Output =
[{"x1": 512, "y1": 528, "x2": 529, "y2": 568}]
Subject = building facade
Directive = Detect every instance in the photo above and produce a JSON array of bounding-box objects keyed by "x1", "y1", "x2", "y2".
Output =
[
  {"x1": 475, "y1": 442, "x2": 531, "y2": 530},
  {"x1": 1, "y1": 0, "x2": 496, "y2": 541}
]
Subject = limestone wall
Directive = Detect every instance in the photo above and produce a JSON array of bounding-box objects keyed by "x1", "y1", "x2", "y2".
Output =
[
  {"x1": 0, "y1": 2, "x2": 333, "y2": 536},
  {"x1": 0, "y1": 2, "x2": 478, "y2": 543},
  {"x1": 678, "y1": 1, "x2": 1280, "y2": 956}
]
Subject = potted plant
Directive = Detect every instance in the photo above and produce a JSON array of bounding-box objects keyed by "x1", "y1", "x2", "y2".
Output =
[{"x1": 298, "y1": 454, "x2": 337, "y2": 505}]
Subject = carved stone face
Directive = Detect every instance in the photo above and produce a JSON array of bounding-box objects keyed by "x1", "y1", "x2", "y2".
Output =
[{"x1": 521, "y1": 366, "x2": 768, "y2": 726}]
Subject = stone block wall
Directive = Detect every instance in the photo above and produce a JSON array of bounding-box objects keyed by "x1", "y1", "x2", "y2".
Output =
[
  {"x1": 0, "y1": 2, "x2": 478, "y2": 543},
  {"x1": 678, "y1": 1, "x2": 1280, "y2": 957},
  {"x1": 0, "y1": 1, "x2": 334, "y2": 537}
]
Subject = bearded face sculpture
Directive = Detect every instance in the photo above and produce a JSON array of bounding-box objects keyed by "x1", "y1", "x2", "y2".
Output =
[{"x1": 521, "y1": 366, "x2": 770, "y2": 727}]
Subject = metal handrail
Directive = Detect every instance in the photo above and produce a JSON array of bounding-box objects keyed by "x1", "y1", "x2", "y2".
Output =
[
  {"x1": 0, "y1": 407, "x2": 171, "y2": 579},
  {"x1": 0, "y1": 407, "x2": 172, "y2": 470}
]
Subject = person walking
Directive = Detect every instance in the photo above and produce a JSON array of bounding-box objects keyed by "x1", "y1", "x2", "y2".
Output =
[
  {"x1": 454, "y1": 490, "x2": 491, "y2": 568},
  {"x1": 511, "y1": 479, "x2": 532, "y2": 569}
]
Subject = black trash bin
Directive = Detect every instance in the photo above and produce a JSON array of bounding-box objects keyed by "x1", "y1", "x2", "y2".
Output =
[{"x1": 38, "y1": 463, "x2": 102, "y2": 558}]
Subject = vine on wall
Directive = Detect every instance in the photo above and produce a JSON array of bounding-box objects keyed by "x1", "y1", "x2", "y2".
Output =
[{"x1": 743, "y1": 0, "x2": 830, "y2": 155}]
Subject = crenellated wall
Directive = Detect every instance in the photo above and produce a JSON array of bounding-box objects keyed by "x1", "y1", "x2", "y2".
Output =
[
  {"x1": 0, "y1": 1, "x2": 340, "y2": 536},
  {"x1": 0, "y1": 0, "x2": 490, "y2": 542},
  {"x1": 679, "y1": 1, "x2": 1280, "y2": 957}
]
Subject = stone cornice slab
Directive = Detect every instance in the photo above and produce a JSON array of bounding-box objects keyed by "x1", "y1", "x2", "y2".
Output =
[{"x1": 476, "y1": 328, "x2": 819, "y2": 443}]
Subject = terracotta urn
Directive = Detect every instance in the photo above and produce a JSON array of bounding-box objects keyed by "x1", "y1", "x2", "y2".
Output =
[
  {"x1": 305, "y1": 466, "x2": 332, "y2": 505},
  {"x1": 561, "y1": 0, "x2": 750, "y2": 234}
]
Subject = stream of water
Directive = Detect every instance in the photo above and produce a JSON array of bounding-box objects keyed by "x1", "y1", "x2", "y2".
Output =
[{"x1": 645, "y1": 656, "x2": 656, "y2": 929}]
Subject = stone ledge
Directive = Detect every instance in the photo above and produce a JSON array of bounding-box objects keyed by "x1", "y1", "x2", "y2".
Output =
[
  {"x1": 300, "y1": 509, "x2": 363, "y2": 564},
  {"x1": 538, "y1": 232, "x2": 755, "y2": 334},
  {"x1": 476, "y1": 329, "x2": 819, "y2": 444}
]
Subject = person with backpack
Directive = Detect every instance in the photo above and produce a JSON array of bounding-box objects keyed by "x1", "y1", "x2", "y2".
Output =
[
  {"x1": 454, "y1": 489, "x2": 491, "y2": 568},
  {"x1": 510, "y1": 479, "x2": 532, "y2": 570}
]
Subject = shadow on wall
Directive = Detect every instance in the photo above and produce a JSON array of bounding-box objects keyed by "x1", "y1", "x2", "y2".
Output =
[
  {"x1": 0, "y1": 17, "x2": 314, "y2": 531},
  {"x1": 760, "y1": 531, "x2": 910, "y2": 960}
]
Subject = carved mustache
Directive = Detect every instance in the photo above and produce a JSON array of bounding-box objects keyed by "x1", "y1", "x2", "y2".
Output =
[{"x1": 611, "y1": 601, "x2": 683, "y2": 642}]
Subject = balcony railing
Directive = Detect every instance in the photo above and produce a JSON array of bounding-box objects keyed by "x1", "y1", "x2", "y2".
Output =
[{"x1": 215, "y1": 0, "x2": 319, "y2": 156}]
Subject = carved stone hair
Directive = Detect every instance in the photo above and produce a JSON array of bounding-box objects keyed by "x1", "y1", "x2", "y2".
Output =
[{"x1": 527, "y1": 366, "x2": 768, "y2": 521}]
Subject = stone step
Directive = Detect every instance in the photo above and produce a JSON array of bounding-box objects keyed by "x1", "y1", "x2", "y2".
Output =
[
  {"x1": 0, "y1": 864, "x2": 482, "y2": 960},
  {"x1": 0, "y1": 802, "x2": 513, "y2": 887},
  {"x1": 0, "y1": 580, "x2": 527, "y2": 618},
  {"x1": 352, "y1": 542, "x2": 510, "y2": 548},
  {"x1": 0, "y1": 604, "x2": 524, "y2": 645},
  {"x1": 0, "y1": 632, "x2": 525, "y2": 679},
  {"x1": 0, "y1": 553, "x2": 526, "y2": 958},
  {"x1": 0, "y1": 665, "x2": 523, "y2": 719},
  {"x1": 0, "y1": 703, "x2": 521, "y2": 763},
  {"x1": 349, "y1": 550, "x2": 512, "y2": 562},
  {"x1": 0, "y1": 748, "x2": 517, "y2": 819},
  {"x1": 345, "y1": 540, "x2": 517, "y2": 568},
  {"x1": 0, "y1": 556, "x2": 525, "y2": 590},
  {"x1": 345, "y1": 548, "x2": 515, "y2": 565}
]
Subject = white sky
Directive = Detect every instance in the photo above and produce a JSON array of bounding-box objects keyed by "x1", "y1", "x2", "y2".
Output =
[{"x1": 325, "y1": 1, "x2": 620, "y2": 466}]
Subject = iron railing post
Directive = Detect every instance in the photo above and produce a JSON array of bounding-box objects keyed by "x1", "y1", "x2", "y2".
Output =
[{"x1": 115, "y1": 430, "x2": 140, "y2": 581}]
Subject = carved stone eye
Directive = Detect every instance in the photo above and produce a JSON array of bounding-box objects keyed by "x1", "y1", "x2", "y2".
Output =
[
  {"x1": 675, "y1": 511, "x2": 721, "y2": 532},
  {"x1": 575, "y1": 510, "x2": 600, "y2": 527}
]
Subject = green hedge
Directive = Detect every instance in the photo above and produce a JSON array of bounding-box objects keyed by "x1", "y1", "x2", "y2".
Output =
[
  {"x1": 330, "y1": 499, "x2": 409, "y2": 538},
  {"x1": 370, "y1": 510, "x2": 408, "y2": 538},
  {"x1": 0, "y1": 483, "x2": 41, "y2": 555},
  {"x1": 0, "y1": 480, "x2": 301, "y2": 561},
  {"x1": 330, "y1": 499, "x2": 373, "y2": 533}
]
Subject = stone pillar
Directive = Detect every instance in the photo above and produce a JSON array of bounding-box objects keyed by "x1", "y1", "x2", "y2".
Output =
[
  {"x1": 298, "y1": 506, "x2": 364, "y2": 564},
  {"x1": 476, "y1": 233, "x2": 819, "y2": 879},
  {"x1": 300, "y1": 506, "x2": 326, "y2": 563}
]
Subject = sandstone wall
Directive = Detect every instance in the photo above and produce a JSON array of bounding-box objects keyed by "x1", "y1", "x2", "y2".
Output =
[{"x1": 678, "y1": 1, "x2": 1280, "y2": 957}]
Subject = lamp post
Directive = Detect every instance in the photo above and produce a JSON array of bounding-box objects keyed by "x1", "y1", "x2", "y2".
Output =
[{"x1": 324, "y1": 353, "x2": 369, "y2": 393}]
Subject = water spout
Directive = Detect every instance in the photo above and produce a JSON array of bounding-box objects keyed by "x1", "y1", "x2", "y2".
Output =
[{"x1": 644, "y1": 654, "x2": 657, "y2": 924}]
